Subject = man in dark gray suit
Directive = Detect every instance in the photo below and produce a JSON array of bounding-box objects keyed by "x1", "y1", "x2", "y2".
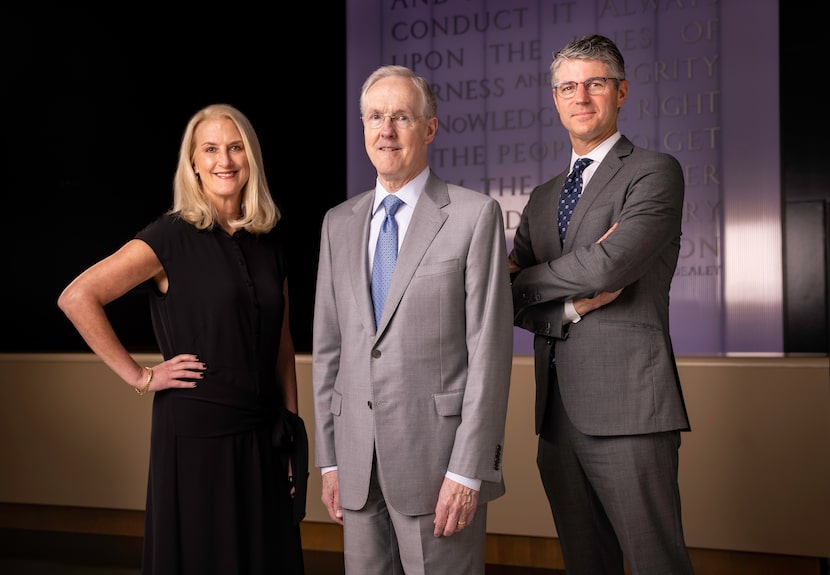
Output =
[
  {"x1": 509, "y1": 35, "x2": 695, "y2": 574},
  {"x1": 313, "y1": 65, "x2": 513, "y2": 574}
]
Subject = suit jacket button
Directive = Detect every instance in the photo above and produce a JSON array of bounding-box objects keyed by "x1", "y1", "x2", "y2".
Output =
[
  {"x1": 371, "y1": 349, "x2": 381, "y2": 358},
  {"x1": 367, "y1": 401, "x2": 373, "y2": 409}
]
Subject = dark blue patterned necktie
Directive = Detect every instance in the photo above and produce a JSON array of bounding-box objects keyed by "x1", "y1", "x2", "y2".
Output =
[
  {"x1": 371, "y1": 195, "x2": 404, "y2": 327},
  {"x1": 558, "y1": 157, "x2": 593, "y2": 242}
]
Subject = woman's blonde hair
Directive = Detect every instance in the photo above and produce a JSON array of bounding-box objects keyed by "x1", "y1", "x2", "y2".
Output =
[{"x1": 171, "y1": 103, "x2": 279, "y2": 234}]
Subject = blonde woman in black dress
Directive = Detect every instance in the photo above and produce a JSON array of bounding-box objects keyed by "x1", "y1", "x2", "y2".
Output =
[{"x1": 59, "y1": 103, "x2": 305, "y2": 574}]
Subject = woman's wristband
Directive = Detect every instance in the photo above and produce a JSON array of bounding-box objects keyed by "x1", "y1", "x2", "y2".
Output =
[{"x1": 136, "y1": 366, "x2": 153, "y2": 396}]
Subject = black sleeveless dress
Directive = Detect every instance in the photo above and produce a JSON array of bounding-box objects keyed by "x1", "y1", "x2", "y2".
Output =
[{"x1": 135, "y1": 214, "x2": 303, "y2": 575}]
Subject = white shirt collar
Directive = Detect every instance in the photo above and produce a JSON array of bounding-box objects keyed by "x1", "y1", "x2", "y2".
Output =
[
  {"x1": 570, "y1": 131, "x2": 622, "y2": 167},
  {"x1": 372, "y1": 167, "x2": 429, "y2": 214}
]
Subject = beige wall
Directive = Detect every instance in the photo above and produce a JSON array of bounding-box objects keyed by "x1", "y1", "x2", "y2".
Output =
[{"x1": 1, "y1": 353, "x2": 828, "y2": 559}]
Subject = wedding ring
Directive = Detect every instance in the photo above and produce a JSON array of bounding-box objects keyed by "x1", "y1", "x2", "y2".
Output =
[{"x1": 457, "y1": 520, "x2": 467, "y2": 526}]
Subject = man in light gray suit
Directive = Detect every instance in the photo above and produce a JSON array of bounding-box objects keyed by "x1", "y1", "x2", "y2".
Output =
[
  {"x1": 312, "y1": 65, "x2": 513, "y2": 574},
  {"x1": 509, "y1": 35, "x2": 695, "y2": 574}
]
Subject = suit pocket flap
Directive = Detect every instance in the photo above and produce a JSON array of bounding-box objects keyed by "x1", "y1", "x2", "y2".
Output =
[
  {"x1": 330, "y1": 391, "x2": 343, "y2": 416},
  {"x1": 433, "y1": 389, "x2": 464, "y2": 416}
]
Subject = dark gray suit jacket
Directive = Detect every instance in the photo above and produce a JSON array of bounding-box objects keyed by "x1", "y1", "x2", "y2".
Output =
[{"x1": 510, "y1": 136, "x2": 690, "y2": 437}]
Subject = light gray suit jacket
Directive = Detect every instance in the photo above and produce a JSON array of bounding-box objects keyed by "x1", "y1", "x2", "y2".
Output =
[
  {"x1": 312, "y1": 171, "x2": 514, "y2": 515},
  {"x1": 510, "y1": 136, "x2": 690, "y2": 437}
]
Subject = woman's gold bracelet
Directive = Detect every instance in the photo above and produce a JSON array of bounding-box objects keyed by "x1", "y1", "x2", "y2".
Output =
[{"x1": 136, "y1": 366, "x2": 153, "y2": 396}]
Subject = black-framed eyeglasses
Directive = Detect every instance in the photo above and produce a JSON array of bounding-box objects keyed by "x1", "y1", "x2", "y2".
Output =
[
  {"x1": 553, "y1": 77, "x2": 620, "y2": 99},
  {"x1": 361, "y1": 113, "x2": 425, "y2": 129}
]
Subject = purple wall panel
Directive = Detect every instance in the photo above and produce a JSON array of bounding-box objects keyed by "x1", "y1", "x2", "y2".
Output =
[{"x1": 346, "y1": 0, "x2": 781, "y2": 355}]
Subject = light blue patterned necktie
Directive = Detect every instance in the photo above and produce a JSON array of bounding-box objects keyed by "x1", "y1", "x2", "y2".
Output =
[
  {"x1": 371, "y1": 194, "x2": 404, "y2": 327},
  {"x1": 558, "y1": 157, "x2": 593, "y2": 243}
]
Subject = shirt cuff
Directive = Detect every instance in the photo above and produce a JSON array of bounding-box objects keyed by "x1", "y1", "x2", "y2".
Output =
[
  {"x1": 564, "y1": 300, "x2": 581, "y2": 324},
  {"x1": 324, "y1": 467, "x2": 482, "y2": 491},
  {"x1": 445, "y1": 471, "x2": 481, "y2": 491}
]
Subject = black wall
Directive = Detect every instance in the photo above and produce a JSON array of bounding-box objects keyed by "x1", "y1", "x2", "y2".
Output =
[
  {"x1": 4, "y1": 12, "x2": 346, "y2": 353},
  {"x1": 3, "y1": 6, "x2": 827, "y2": 355},
  {"x1": 780, "y1": 8, "x2": 830, "y2": 354}
]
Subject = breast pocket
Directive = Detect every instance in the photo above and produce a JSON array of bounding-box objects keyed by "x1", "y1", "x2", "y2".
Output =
[{"x1": 414, "y1": 259, "x2": 459, "y2": 277}]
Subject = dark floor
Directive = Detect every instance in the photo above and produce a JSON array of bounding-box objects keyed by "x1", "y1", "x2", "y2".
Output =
[{"x1": 0, "y1": 530, "x2": 562, "y2": 574}]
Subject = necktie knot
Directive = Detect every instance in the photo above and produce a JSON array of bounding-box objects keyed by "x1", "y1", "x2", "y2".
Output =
[
  {"x1": 563, "y1": 158, "x2": 593, "y2": 196},
  {"x1": 381, "y1": 194, "x2": 404, "y2": 221},
  {"x1": 382, "y1": 194, "x2": 403, "y2": 213},
  {"x1": 558, "y1": 158, "x2": 593, "y2": 242}
]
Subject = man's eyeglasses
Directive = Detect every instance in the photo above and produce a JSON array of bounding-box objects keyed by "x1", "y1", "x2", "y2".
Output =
[
  {"x1": 362, "y1": 113, "x2": 425, "y2": 129},
  {"x1": 553, "y1": 77, "x2": 620, "y2": 99}
]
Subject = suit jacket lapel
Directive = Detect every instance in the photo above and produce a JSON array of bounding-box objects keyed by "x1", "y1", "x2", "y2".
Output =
[
  {"x1": 564, "y1": 137, "x2": 632, "y2": 250},
  {"x1": 542, "y1": 174, "x2": 567, "y2": 259},
  {"x1": 347, "y1": 191, "x2": 377, "y2": 333},
  {"x1": 376, "y1": 173, "x2": 449, "y2": 334}
]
